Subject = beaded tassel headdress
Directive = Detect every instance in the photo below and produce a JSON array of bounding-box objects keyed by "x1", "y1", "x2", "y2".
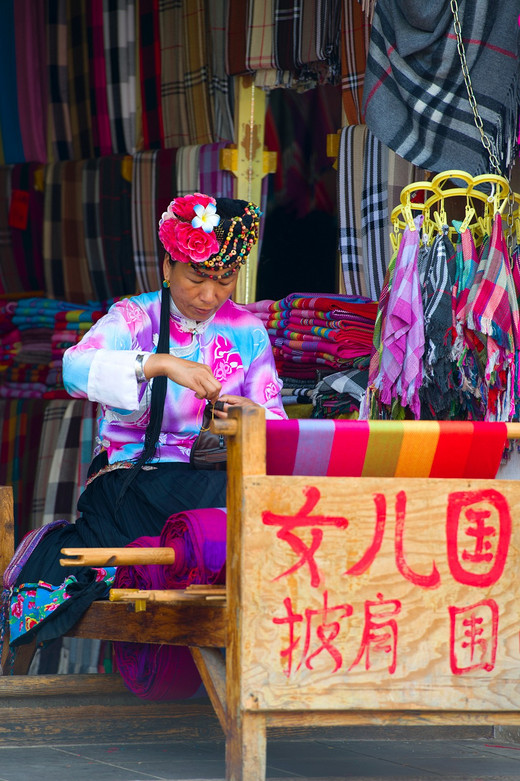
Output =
[{"x1": 158, "y1": 193, "x2": 261, "y2": 279}]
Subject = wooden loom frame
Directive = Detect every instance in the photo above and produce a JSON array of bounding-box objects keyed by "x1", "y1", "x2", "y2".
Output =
[{"x1": 3, "y1": 408, "x2": 520, "y2": 779}]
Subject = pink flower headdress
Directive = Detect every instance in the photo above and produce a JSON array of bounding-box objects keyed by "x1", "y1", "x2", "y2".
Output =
[
  {"x1": 158, "y1": 193, "x2": 261, "y2": 279},
  {"x1": 158, "y1": 193, "x2": 220, "y2": 265}
]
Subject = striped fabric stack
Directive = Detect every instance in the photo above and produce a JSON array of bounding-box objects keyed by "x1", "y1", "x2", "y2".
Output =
[
  {"x1": 0, "y1": 297, "x2": 109, "y2": 399},
  {"x1": 246, "y1": 293, "x2": 377, "y2": 380}
]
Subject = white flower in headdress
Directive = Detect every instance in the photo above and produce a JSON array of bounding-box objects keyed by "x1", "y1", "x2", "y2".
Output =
[{"x1": 191, "y1": 202, "x2": 220, "y2": 233}]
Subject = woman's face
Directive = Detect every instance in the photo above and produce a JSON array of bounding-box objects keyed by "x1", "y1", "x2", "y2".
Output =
[{"x1": 164, "y1": 258, "x2": 239, "y2": 321}]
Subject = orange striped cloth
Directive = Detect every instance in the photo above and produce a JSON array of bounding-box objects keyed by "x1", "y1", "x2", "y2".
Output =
[{"x1": 266, "y1": 419, "x2": 507, "y2": 479}]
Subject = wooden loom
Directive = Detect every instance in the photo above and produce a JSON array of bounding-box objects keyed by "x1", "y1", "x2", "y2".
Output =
[{"x1": 3, "y1": 408, "x2": 520, "y2": 779}]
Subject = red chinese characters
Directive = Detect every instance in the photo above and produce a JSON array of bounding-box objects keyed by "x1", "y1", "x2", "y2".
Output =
[{"x1": 446, "y1": 490, "x2": 511, "y2": 587}]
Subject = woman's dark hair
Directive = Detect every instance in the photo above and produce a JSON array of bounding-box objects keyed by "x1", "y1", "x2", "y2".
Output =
[{"x1": 115, "y1": 280, "x2": 170, "y2": 509}]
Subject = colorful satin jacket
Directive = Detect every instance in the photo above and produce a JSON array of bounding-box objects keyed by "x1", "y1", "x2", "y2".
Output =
[{"x1": 63, "y1": 291, "x2": 286, "y2": 464}]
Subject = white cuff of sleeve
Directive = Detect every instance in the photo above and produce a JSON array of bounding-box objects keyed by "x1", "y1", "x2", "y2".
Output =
[{"x1": 87, "y1": 350, "x2": 152, "y2": 410}]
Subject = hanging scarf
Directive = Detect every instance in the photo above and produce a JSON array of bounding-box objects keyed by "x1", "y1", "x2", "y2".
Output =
[
  {"x1": 363, "y1": 0, "x2": 520, "y2": 175},
  {"x1": 376, "y1": 215, "x2": 424, "y2": 418}
]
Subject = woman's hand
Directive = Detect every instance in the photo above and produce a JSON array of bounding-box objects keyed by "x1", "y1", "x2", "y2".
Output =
[
  {"x1": 212, "y1": 394, "x2": 261, "y2": 418},
  {"x1": 144, "y1": 354, "x2": 222, "y2": 403}
]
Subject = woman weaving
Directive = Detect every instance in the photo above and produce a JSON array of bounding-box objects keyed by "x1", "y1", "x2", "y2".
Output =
[{"x1": 3, "y1": 194, "x2": 285, "y2": 652}]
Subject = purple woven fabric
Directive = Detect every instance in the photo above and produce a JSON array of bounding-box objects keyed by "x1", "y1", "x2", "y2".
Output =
[
  {"x1": 113, "y1": 508, "x2": 226, "y2": 700},
  {"x1": 377, "y1": 215, "x2": 425, "y2": 417}
]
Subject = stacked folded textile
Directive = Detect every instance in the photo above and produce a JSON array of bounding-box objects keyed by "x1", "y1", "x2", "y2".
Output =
[
  {"x1": 311, "y1": 367, "x2": 369, "y2": 419},
  {"x1": 113, "y1": 507, "x2": 226, "y2": 700},
  {"x1": 245, "y1": 293, "x2": 377, "y2": 381},
  {"x1": 0, "y1": 297, "x2": 110, "y2": 398}
]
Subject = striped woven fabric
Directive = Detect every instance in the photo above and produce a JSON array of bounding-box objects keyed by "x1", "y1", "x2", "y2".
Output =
[
  {"x1": 298, "y1": 0, "x2": 318, "y2": 65},
  {"x1": 340, "y1": 0, "x2": 370, "y2": 125},
  {"x1": 184, "y1": 0, "x2": 214, "y2": 145},
  {"x1": 360, "y1": 129, "x2": 389, "y2": 301},
  {"x1": 88, "y1": 0, "x2": 113, "y2": 156},
  {"x1": 67, "y1": 0, "x2": 94, "y2": 160},
  {"x1": 207, "y1": 1, "x2": 235, "y2": 143},
  {"x1": 154, "y1": 148, "x2": 177, "y2": 264},
  {"x1": 316, "y1": 0, "x2": 341, "y2": 65},
  {"x1": 226, "y1": 0, "x2": 250, "y2": 76},
  {"x1": 82, "y1": 159, "x2": 110, "y2": 302},
  {"x1": 46, "y1": 0, "x2": 73, "y2": 162},
  {"x1": 132, "y1": 151, "x2": 161, "y2": 293},
  {"x1": 273, "y1": 0, "x2": 300, "y2": 72},
  {"x1": 0, "y1": 167, "x2": 23, "y2": 294},
  {"x1": 31, "y1": 400, "x2": 71, "y2": 531},
  {"x1": 13, "y1": 0, "x2": 48, "y2": 164},
  {"x1": 337, "y1": 125, "x2": 426, "y2": 299},
  {"x1": 104, "y1": 0, "x2": 135, "y2": 155},
  {"x1": 10, "y1": 164, "x2": 45, "y2": 293},
  {"x1": 247, "y1": 0, "x2": 275, "y2": 71},
  {"x1": 159, "y1": 0, "x2": 190, "y2": 149},
  {"x1": 139, "y1": 0, "x2": 164, "y2": 150},
  {"x1": 43, "y1": 163, "x2": 66, "y2": 299},
  {"x1": 98, "y1": 155, "x2": 134, "y2": 297},
  {"x1": 42, "y1": 399, "x2": 97, "y2": 527},
  {"x1": 61, "y1": 160, "x2": 94, "y2": 303},
  {"x1": 265, "y1": 419, "x2": 508, "y2": 479},
  {"x1": 337, "y1": 124, "x2": 367, "y2": 296},
  {"x1": 176, "y1": 145, "x2": 200, "y2": 196},
  {"x1": 0, "y1": 399, "x2": 51, "y2": 542},
  {"x1": 199, "y1": 143, "x2": 235, "y2": 199}
]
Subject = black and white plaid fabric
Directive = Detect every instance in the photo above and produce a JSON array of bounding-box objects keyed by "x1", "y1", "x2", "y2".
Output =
[
  {"x1": 362, "y1": 0, "x2": 520, "y2": 175},
  {"x1": 361, "y1": 129, "x2": 389, "y2": 302}
]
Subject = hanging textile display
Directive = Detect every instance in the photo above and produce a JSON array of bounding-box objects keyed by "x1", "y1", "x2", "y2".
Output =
[
  {"x1": 374, "y1": 214, "x2": 425, "y2": 418},
  {"x1": 362, "y1": 170, "x2": 520, "y2": 422},
  {"x1": 362, "y1": 0, "x2": 520, "y2": 176},
  {"x1": 13, "y1": 0, "x2": 48, "y2": 165},
  {"x1": 67, "y1": 1, "x2": 94, "y2": 161},
  {"x1": 337, "y1": 124, "x2": 426, "y2": 299},
  {"x1": 45, "y1": 0, "x2": 74, "y2": 163},
  {"x1": 139, "y1": 0, "x2": 164, "y2": 151},
  {"x1": 88, "y1": 0, "x2": 113, "y2": 157},
  {"x1": 340, "y1": 0, "x2": 370, "y2": 125}
]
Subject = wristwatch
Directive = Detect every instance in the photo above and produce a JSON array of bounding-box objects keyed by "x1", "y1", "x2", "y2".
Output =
[{"x1": 135, "y1": 353, "x2": 147, "y2": 384}]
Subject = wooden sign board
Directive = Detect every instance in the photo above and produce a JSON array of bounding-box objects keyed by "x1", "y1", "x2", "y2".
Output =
[{"x1": 239, "y1": 476, "x2": 520, "y2": 713}]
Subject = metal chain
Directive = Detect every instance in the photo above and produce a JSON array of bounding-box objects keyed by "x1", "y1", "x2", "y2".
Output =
[{"x1": 450, "y1": 0, "x2": 502, "y2": 175}]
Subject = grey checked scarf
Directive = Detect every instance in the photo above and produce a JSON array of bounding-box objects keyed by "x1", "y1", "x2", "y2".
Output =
[{"x1": 362, "y1": 0, "x2": 520, "y2": 176}]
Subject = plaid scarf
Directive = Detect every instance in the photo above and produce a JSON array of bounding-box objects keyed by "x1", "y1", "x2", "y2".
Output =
[
  {"x1": 207, "y1": 1, "x2": 235, "y2": 143},
  {"x1": 13, "y1": 0, "x2": 47, "y2": 164},
  {"x1": 363, "y1": 0, "x2": 520, "y2": 175},
  {"x1": 43, "y1": 163, "x2": 66, "y2": 299},
  {"x1": 0, "y1": 166, "x2": 23, "y2": 295},
  {"x1": 104, "y1": 0, "x2": 136, "y2": 155},
  {"x1": 139, "y1": 0, "x2": 164, "y2": 150},
  {"x1": 376, "y1": 216, "x2": 425, "y2": 418},
  {"x1": 82, "y1": 159, "x2": 110, "y2": 302},
  {"x1": 67, "y1": 0, "x2": 94, "y2": 160},
  {"x1": 183, "y1": 0, "x2": 214, "y2": 144},
  {"x1": 99, "y1": 155, "x2": 135, "y2": 298},
  {"x1": 159, "y1": 0, "x2": 190, "y2": 148},
  {"x1": 341, "y1": 0, "x2": 370, "y2": 125},
  {"x1": 418, "y1": 231, "x2": 457, "y2": 418},
  {"x1": 88, "y1": 0, "x2": 113, "y2": 156},
  {"x1": 46, "y1": 0, "x2": 73, "y2": 162}
]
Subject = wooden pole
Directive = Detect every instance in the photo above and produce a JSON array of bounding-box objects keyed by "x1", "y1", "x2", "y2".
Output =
[{"x1": 59, "y1": 547, "x2": 176, "y2": 567}]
